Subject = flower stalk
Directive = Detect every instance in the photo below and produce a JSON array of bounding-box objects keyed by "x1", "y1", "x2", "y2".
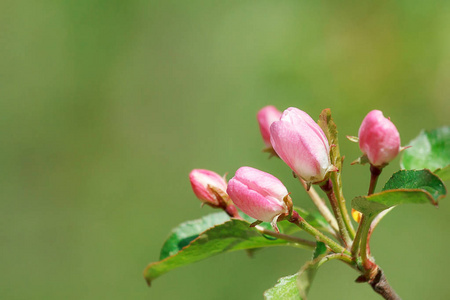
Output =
[
  {"x1": 253, "y1": 225, "x2": 316, "y2": 249},
  {"x1": 368, "y1": 165, "x2": 382, "y2": 195},
  {"x1": 297, "y1": 176, "x2": 339, "y2": 235},
  {"x1": 319, "y1": 179, "x2": 352, "y2": 247},
  {"x1": 288, "y1": 210, "x2": 349, "y2": 255},
  {"x1": 350, "y1": 214, "x2": 367, "y2": 259},
  {"x1": 330, "y1": 172, "x2": 356, "y2": 239},
  {"x1": 358, "y1": 165, "x2": 383, "y2": 272}
]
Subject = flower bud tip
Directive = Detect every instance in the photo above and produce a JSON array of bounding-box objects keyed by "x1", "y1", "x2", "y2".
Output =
[{"x1": 358, "y1": 110, "x2": 400, "y2": 167}]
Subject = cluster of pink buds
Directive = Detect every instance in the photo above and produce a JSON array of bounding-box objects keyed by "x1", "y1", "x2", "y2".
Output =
[
  {"x1": 189, "y1": 106, "x2": 402, "y2": 232},
  {"x1": 140, "y1": 104, "x2": 438, "y2": 300}
]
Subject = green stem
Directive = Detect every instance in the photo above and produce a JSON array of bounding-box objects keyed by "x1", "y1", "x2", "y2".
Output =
[
  {"x1": 330, "y1": 173, "x2": 356, "y2": 239},
  {"x1": 297, "y1": 177, "x2": 339, "y2": 235},
  {"x1": 319, "y1": 179, "x2": 352, "y2": 247},
  {"x1": 319, "y1": 253, "x2": 357, "y2": 269},
  {"x1": 359, "y1": 215, "x2": 376, "y2": 272},
  {"x1": 253, "y1": 225, "x2": 316, "y2": 250},
  {"x1": 360, "y1": 165, "x2": 383, "y2": 270},
  {"x1": 289, "y1": 211, "x2": 349, "y2": 255},
  {"x1": 351, "y1": 214, "x2": 367, "y2": 259},
  {"x1": 368, "y1": 165, "x2": 382, "y2": 195}
]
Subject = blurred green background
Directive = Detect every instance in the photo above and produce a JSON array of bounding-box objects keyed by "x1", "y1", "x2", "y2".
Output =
[{"x1": 2, "y1": 1, "x2": 449, "y2": 299}]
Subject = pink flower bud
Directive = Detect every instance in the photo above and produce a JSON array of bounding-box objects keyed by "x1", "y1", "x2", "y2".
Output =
[
  {"x1": 257, "y1": 106, "x2": 282, "y2": 148},
  {"x1": 358, "y1": 110, "x2": 400, "y2": 167},
  {"x1": 226, "y1": 166, "x2": 289, "y2": 223},
  {"x1": 270, "y1": 107, "x2": 334, "y2": 183},
  {"x1": 189, "y1": 169, "x2": 228, "y2": 206}
]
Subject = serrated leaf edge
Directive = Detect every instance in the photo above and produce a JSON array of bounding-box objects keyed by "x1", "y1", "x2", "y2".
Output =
[{"x1": 144, "y1": 218, "x2": 235, "y2": 285}]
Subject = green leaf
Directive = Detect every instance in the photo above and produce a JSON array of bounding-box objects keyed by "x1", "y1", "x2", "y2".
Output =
[
  {"x1": 352, "y1": 191, "x2": 432, "y2": 215},
  {"x1": 382, "y1": 169, "x2": 447, "y2": 201},
  {"x1": 160, "y1": 209, "x2": 327, "y2": 261},
  {"x1": 264, "y1": 273, "x2": 302, "y2": 300},
  {"x1": 159, "y1": 212, "x2": 230, "y2": 260},
  {"x1": 312, "y1": 241, "x2": 327, "y2": 259},
  {"x1": 144, "y1": 219, "x2": 310, "y2": 285},
  {"x1": 264, "y1": 242, "x2": 328, "y2": 300},
  {"x1": 352, "y1": 170, "x2": 446, "y2": 216},
  {"x1": 401, "y1": 126, "x2": 450, "y2": 180}
]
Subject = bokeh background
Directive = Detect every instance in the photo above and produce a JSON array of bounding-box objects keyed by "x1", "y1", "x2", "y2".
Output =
[{"x1": 2, "y1": 1, "x2": 450, "y2": 299}]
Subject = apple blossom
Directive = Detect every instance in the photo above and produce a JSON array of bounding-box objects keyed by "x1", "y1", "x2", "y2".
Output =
[
  {"x1": 227, "y1": 166, "x2": 289, "y2": 227},
  {"x1": 270, "y1": 107, "x2": 335, "y2": 183}
]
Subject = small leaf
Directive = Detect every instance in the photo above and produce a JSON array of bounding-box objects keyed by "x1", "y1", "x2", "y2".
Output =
[
  {"x1": 352, "y1": 169, "x2": 447, "y2": 216},
  {"x1": 144, "y1": 219, "x2": 310, "y2": 285},
  {"x1": 159, "y1": 212, "x2": 230, "y2": 260},
  {"x1": 264, "y1": 273, "x2": 302, "y2": 300},
  {"x1": 401, "y1": 126, "x2": 450, "y2": 180},
  {"x1": 312, "y1": 242, "x2": 327, "y2": 259},
  {"x1": 264, "y1": 242, "x2": 328, "y2": 300}
]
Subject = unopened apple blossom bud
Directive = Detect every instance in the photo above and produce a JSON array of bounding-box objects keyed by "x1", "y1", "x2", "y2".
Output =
[
  {"x1": 270, "y1": 107, "x2": 336, "y2": 183},
  {"x1": 358, "y1": 110, "x2": 400, "y2": 167},
  {"x1": 189, "y1": 169, "x2": 228, "y2": 207},
  {"x1": 227, "y1": 167, "x2": 290, "y2": 231},
  {"x1": 257, "y1": 106, "x2": 282, "y2": 148}
]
